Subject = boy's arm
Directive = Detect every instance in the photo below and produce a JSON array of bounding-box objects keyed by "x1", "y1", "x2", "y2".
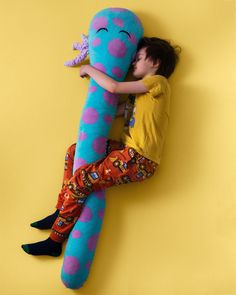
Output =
[{"x1": 81, "y1": 65, "x2": 148, "y2": 94}]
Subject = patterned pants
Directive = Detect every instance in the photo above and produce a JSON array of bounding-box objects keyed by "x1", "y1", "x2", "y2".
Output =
[{"x1": 50, "y1": 139, "x2": 158, "y2": 242}]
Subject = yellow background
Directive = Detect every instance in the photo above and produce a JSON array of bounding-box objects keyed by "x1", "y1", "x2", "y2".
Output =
[{"x1": 1, "y1": 0, "x2": 236, "y2": 294}]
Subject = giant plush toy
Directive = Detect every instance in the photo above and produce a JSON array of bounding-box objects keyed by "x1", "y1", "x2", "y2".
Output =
[{"x1": 61, "y1": 8, "x2": 144, "y2": 289}]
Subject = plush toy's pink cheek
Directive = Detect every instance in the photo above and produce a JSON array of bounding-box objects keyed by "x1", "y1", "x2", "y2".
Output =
[{"x1": 108, "y1": 39, "x2": 127, "y2": 58}]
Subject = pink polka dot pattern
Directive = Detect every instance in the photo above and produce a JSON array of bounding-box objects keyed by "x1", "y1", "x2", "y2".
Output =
[
  {"x1": 103, "y1": 91, "x2": 118, "y2": 107},
  {"x1": 109, "y1": 8, "x2": 129, "y2": 12},
  {"x1": 93, "y1": 136, "x2": 107, "y2": 154},
  {"x1": 72, "y1": 230, "x2": 82, "y2": 239},
  {"x1": 112, "y1": 66, "x2": 123, "y2": 78},
  {"x1": 82, "y1": 107, "x2": 99, "y2": 124},
  {"x1": 94, "y1": 62, "x2": 106, "y2": 73},
  {"x1": 80, "y1": 207, "x2": 93, "y2": 222},
  {"x1": 89, "y1": 85, "x2": 97, "y2": 93},
  {"x1": 75, "y1": 157, "x2": 87, "y2": 168},
  {"x1": 92, "y1": 38, "x2": 101, "y2": 47},
  {"x1": 92, "y1": 16, "x2": 108, "y2": 31},
  {"x1": 63, "y1": 256, "x2": 80, "y2": 275},
  {"x1": 108, "y1": 39, "x2": 127, "y2": 58},
  {"x1": 79, "y1": 131, "x2": 87, "y2": 141},
  {"x1": 98, "y1": 208, "x2": 105, "y2": 219},
  {"x1": 87, "y1": 233, "x2": 99, "y2": 251},
  {"x1": 112, "y1": 18, "x2": 124, "y2": 27},
  {"x1": 95, "y1": 190, "x2": 105, "y2": 200},
  {"x1": 104, "y1": 114, "x2": 113, "y2": 124},
  {"x1": 85, "y1": 260, "x2": 93, "y2": 271},
  {"x1": 130, "y1": 34, "x2": 138, "y2": 45}
]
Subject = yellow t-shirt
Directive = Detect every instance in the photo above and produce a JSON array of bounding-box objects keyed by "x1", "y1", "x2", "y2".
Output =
[{"x1": 120, "y1": 75, "x2": 171, "y2": 164}]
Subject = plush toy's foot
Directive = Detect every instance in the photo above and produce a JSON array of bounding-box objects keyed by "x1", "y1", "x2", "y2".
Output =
[
  {"x1": 21, "y1": 237, "x2": 62, "y2": 257},
  {"x1": 30, "y1": 209, "x2": 59, "y2": 229}
]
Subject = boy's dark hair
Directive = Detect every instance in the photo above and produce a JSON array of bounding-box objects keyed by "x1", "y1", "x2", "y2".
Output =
[{"x1": 137, "y1": 37, "x2": 181, "y2": 78}]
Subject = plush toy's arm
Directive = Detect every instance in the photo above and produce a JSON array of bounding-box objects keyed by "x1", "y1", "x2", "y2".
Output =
[
  {"x1": 64, "y1": 34, "x2": 89, "y2": 67},
  {"x1": 72, "y1": 42, "x2": 82, "y2": 50}
]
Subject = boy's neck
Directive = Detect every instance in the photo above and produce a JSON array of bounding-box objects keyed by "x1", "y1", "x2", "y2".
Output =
[{"x1": 143, "y1": 73, "x2": 156, "y2": 79}]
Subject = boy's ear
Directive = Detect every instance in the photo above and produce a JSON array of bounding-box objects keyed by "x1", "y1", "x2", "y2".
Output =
[
  {"x1": 153, "y1": 59, "x2": 161, "y2": 69},
  {"x1": 155, "y1": 59, "x2": 161, "y2": 66}
]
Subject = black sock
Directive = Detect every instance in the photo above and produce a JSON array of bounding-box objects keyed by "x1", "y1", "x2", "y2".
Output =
[
  {"x1": 30, "y1": 209, "x2": 59, "y2": 229},
  {"x1": 21, "y1": 237, "x2": 62, "y2": 257}
]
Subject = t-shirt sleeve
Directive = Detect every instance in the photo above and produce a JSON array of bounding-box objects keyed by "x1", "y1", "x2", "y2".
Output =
[{"x1": 142, "y1": 76, "x2": 162, "y2": 98}]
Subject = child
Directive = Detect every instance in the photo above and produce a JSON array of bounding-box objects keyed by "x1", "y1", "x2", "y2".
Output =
[{"x1": 22, "y1": 37, "x2": 180, "y2": 256}]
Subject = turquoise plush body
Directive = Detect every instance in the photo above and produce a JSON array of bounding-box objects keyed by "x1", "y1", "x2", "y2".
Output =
[{"x1": 61, "y1": 8, "x2": 143, "y2": 289}]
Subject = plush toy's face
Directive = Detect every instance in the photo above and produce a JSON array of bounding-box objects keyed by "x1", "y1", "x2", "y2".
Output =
[{"x1": 88, "y1": 8, "x2": 144, "y2": 81}]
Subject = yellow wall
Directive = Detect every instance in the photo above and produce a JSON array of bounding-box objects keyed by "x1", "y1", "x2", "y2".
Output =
[{"x1": 1, "y1": 0, "x2": 235, "y2": 294}]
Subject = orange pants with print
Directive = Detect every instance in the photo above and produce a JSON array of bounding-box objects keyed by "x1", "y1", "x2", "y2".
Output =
[{"x1": 50, "y1": 139, "x2": 158, "y2": 242}]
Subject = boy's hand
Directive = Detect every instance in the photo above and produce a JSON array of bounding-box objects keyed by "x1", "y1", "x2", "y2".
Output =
[{"x1": 80, "y1": 65, "x2": 89, "y2": 78}]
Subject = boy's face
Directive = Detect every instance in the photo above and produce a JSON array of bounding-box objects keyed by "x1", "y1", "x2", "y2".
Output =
[{"x1": 132, "y1": 47, "x2": 159, "y2": 79}]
